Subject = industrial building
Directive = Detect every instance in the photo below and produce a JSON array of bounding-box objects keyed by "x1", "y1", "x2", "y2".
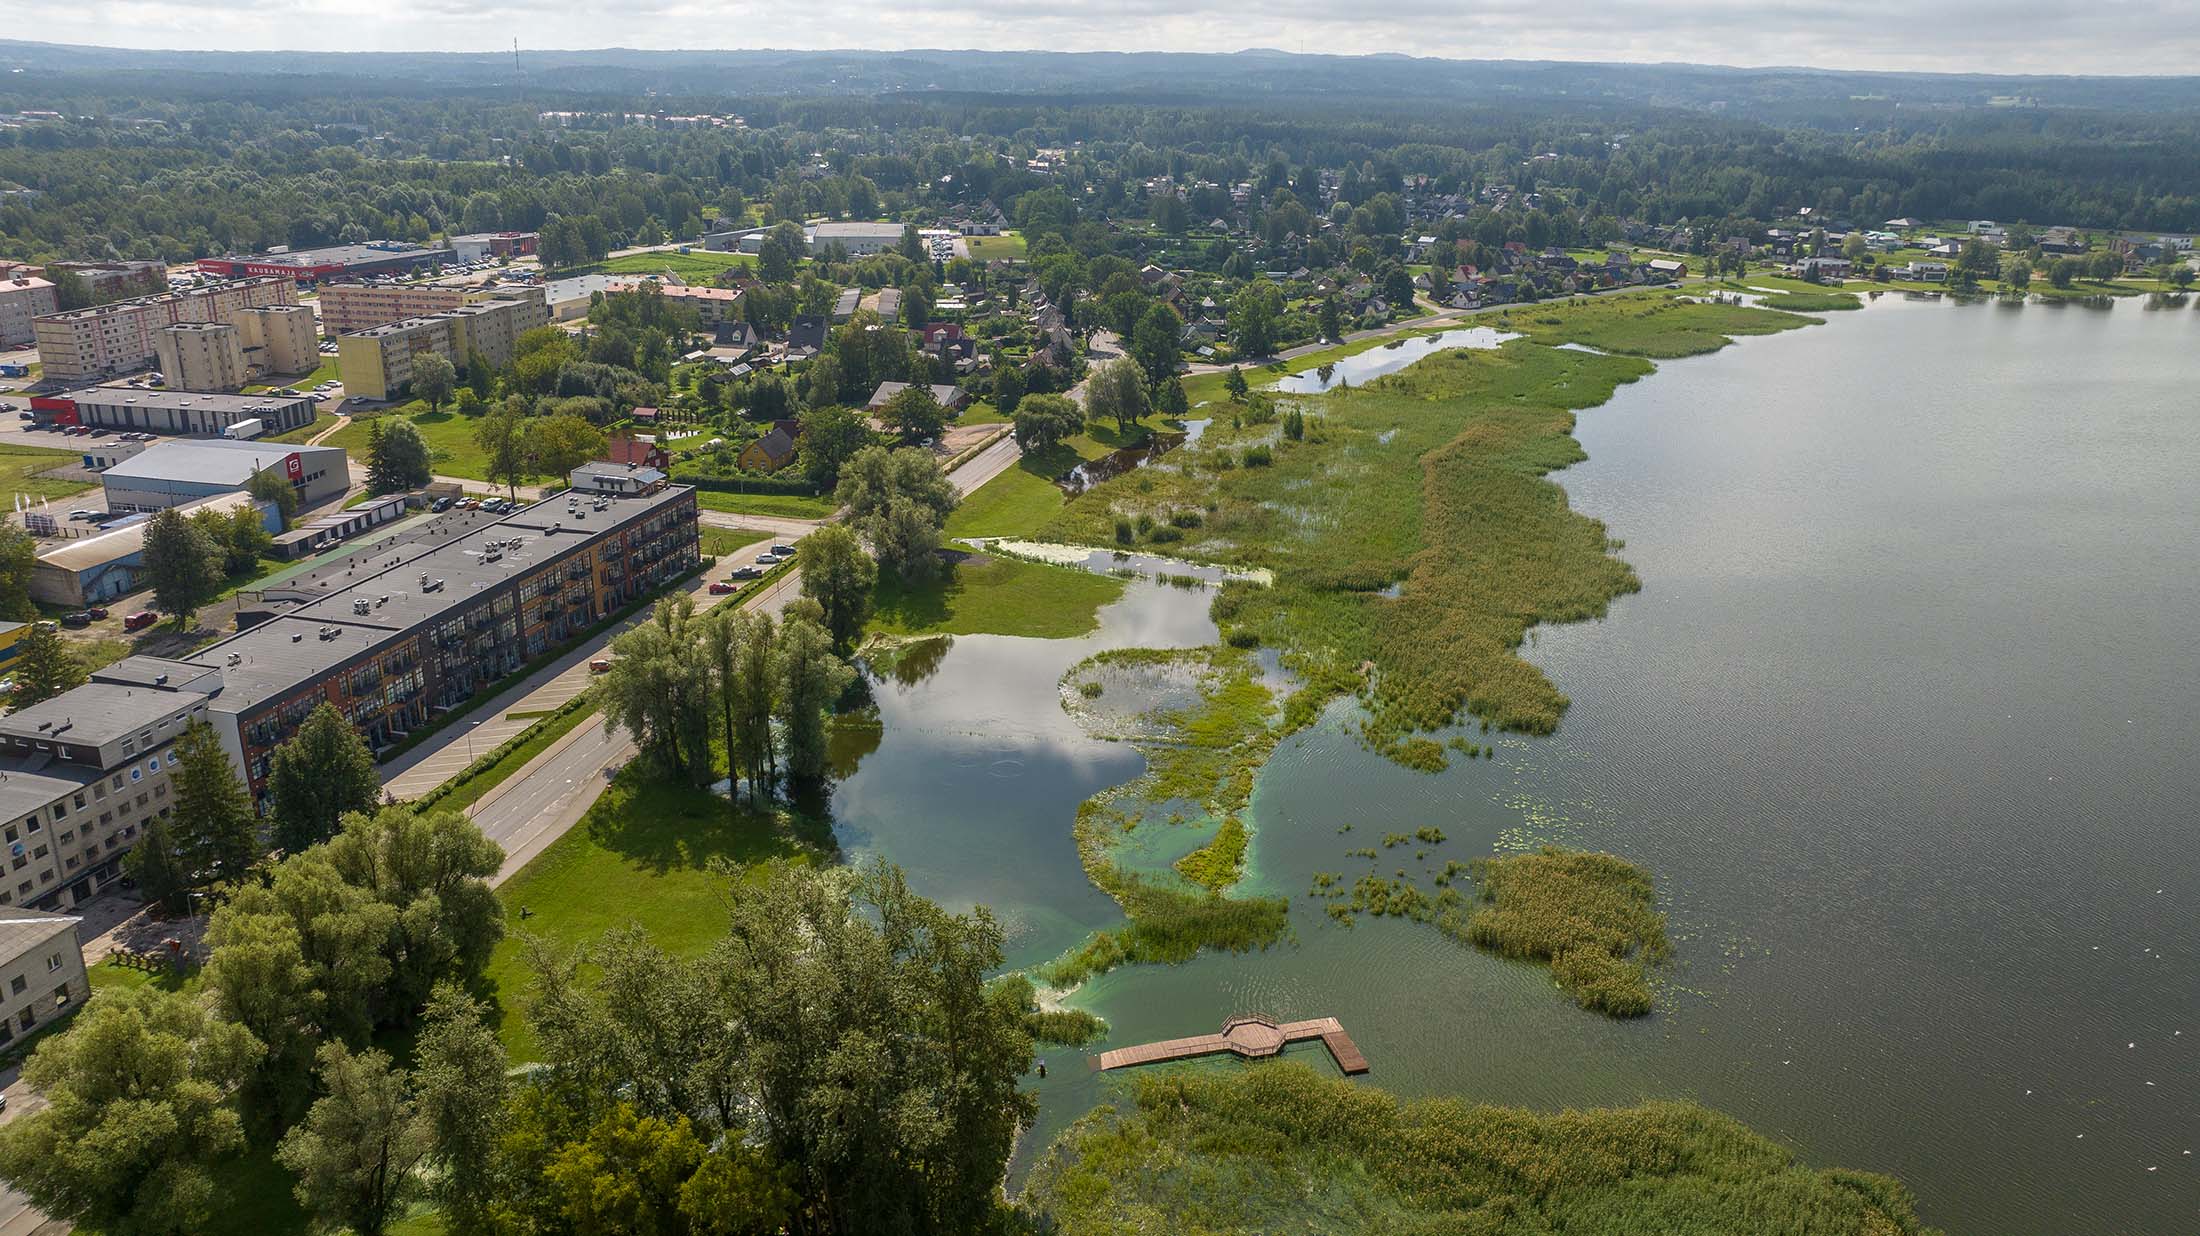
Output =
[
  {"x1": 195, "y1": 241, "x2": 454, "y2": 283},
  {"x1": 805, "y1": 221, "x2": 908, "y2": 256},
  {"x1": 100, "y1": 439, "x2": 349, "y2": 514},
  {"x1": 0, "y1": 483, "x2": 697, "y2": 904},
  {"x1": 447, "y1": 231, "x2": 538, "y2": 262},
  {"x1": 316, "y1": 282, "x2": 468, "y2": 335},
  {"x1": 0, "y1": 621, "x2": 24, "y2": 676},
  {"x1": 336, "y1": 287, "x2": 547, "y2": 400},
  {"x1": 0, "y1": 915, "x2": 87, "y2": 1036},
  {"x1": 30, "y1": 387, "x2": 316, "y2": 437},
  {"x1": 30, "y1": 493, "x2": 279, "y2": 607},
  {"x1": 0, "y1": 273, "x2": 57, "y2": 348},
  {"x1": 30, "y1": 276, "x2": 299, "y2": 382}
]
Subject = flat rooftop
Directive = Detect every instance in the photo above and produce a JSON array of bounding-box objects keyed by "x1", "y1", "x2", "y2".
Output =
[
  {"x1": 0, "y1": 913, "x2": 80, "y2": 966},
  {"x1": 65, "y1": 386, "x2": 313, "y2": 415},
  {"x1": 101, "y1": 439, "x2": 342, "y2": 488},
  {"x1": 191, "y1": 485, "x2": 691, "y2": 713},
  {"x1": 37, "y1": 493, "x2": 261, "y2": 572},
  {"x1": 0, "y1": 755, "x2": 100, "y2": 824},
  {"x1": 216, "y1": 243, "x2": 452, "y2": 269},
  {"x1": 0, "y1": 678, "x2": 212, "y2": 750},
  {"x1": 33, "y1": 275, "x2": 293, "y2": 324}
]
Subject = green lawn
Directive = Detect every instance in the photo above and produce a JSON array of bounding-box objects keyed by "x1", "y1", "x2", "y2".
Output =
[
  {"x1": 483, "y1": 772, "x2": 810, "y2": 1058},
  {"x1": 263, "y1": 411, "x2": 341, "y2": 444},
  {"x1": 943, "y1": 422, "x2": 1147, "y2": 540},
  {"x1": 701, "y1": 525, "x2": 769, "y2": 557},
  {"x1": 692, "y1": 489, "x2": 839, "y2": 519},
  {"x1": 956, "y1": 398, "x2": 1011, "y2": 427},
  {"x1": 869, "y1": 550, "x2": 1123, "y2": 640},
  {"x1": 426, "y1": 704, "x2": 601, "y2": 816},
  {"x1": 554, "y1": 250, "x2": 757, "y2": 280},
  {"x1": 325, "y1": 405, "x2": 490, "y2": 478},
  {"x1": 964, "y1": 232, "x2": 1028, "y2": 261},
  {"x1": 0, "y1": 444, "x2": 94, "y2": 500}
]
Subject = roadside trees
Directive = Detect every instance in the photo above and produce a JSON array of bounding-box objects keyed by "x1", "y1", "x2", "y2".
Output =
[
  {"x1": 880, "y1": 383, "x2": 947, "y2": 443},
  {"x1": 475, "y1": 397, "x2": 532, "y2": 499},
  {"x1": 368, "y1": 418, "x2": 433, "y2": 493},
  {"x1": 1084, "y1": 356, "x2": 1150, "y2": 437},
  {"x1": 796, "y1": 526, "x2": 876, "y2": 653},
  {"x1": 1011, "y1": 392, "x2": 1083, "y2": 455},
  {"x1": 597, "y1": 593, "x2": 717, "y2": 785},
  {"x1": 267, "y1": 701, "x2": 380, "y2": 853},
  {"x1": 835, "y1": 446, "x2": 958, "y2": 582}
]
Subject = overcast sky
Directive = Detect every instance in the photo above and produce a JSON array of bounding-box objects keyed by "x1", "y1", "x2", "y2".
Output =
[{"x1": 18, "y1": 0, "x2": 2200, "y2": 77}]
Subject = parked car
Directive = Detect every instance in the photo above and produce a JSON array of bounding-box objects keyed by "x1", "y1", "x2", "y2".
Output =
[
  {"x1": 60, "y1": 611, "x2": 91, "y2": 628},
  {"x1": 729, "y1": 565, "x2": 763, "y2": 580},
  {"x1": 770, "y1": 543, "x2": 798, "y2": 557},
  {"x1": 588, "y1": 657, "x2": 613, "y2": 674},
  {"x1": 88, "y1": 429, "x2": 108, "y2": 438},
  {"x1": 431, "y1": 496, "x2": 453, "y2": 512},
  {"x1": 84, "y1": 606, "x2": 109, "y2": 620},
  {"x1": 67, "y1": 509, "x2": 97, "y2": 521},
  {"x1": 707, "y1": 581, "x2": 739, "y2": 594},
  {"x1": 124, "y1": 610, "x2": 159, "y2": 632}
]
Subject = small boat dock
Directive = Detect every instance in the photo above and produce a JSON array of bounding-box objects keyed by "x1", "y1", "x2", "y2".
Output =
[{"x1": 1093, "y1": 1014, "x2": 1370, "y2": 1075}]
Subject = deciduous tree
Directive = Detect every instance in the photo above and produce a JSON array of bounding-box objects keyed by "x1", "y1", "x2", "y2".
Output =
[
  {"x1": 267, "y1": 701, "x2": 380, "y2": 854},
  {"x1": 1084, "y1": 356, "x2": 1150, "y2": 437},
  {"x1": 277, "y1": 1043, "x2": 431, "y2": 1236},
  {"x1": 141, "y1": 507, "x2": 222, "y2": 624},
  {"x1": 796, "y1": 525, "x2": 876, "y2": 653},
  {"x1": 409, "y1": 353, "x2": 457, "y2": 413}
]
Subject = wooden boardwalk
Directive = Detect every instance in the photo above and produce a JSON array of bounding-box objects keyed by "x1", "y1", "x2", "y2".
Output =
[{"x1": 1093, "y1": 1015, "x2": 1370, "y2": 1075}]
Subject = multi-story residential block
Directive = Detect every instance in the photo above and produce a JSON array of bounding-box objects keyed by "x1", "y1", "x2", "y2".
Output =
[
  {"x1": 31, "y1": 276, "x2": 299, "y2": 381},
  {"x1": 0, "y1": 914, "x2": 88, "y2": 1046},
  {"x1": 42, "y1": 259, "x2": 169, "y2": 301},
  {"x1": 234, "y1": 304, "x2": 319, "y2": 375},
  {"x1": 336, "y1": 287, "x2": 547, "y2": 400},
  {"x1": 154, "y1": 321, "x2": 248, "y2": 392},
  {"x1": 0, "y1": 657, "x2": 207, "y2": 909},
  {"x1": 0, "y1": 273, "x2": 57, "y2": 348},
  {"x1": 0, "y1": 484, "x2": 697, "y2": 904},
  {"x1": 316, "y1": 282, "x2": 469, "y2": 335}
]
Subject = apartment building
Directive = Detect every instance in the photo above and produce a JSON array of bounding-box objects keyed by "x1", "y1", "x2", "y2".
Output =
[
  {"x1": 191, "y1": 484, "x2": 697, "y2": 802},
  {"x1": 0, "y1": 915, "x2": 87, "y2": 1046},
  {"x1": 31, "y1": 276, "x2": 299, "y2": 381},
  {"x1": 336, "y1": 287, "x2": 547, "y2": 400},
  {"x1": 154, "y1": 322, "x2": 248, "y2": 392},
  {"x1": 317, "y1": 282, "x2": 469, "y2": 335},
  {"x1": 234, "y1": 304, "x2": 318, "y2": 375},
  {"x1": 43, "y1": 259, "x2": 169, "y2": 301},
  {"x1": 0, "y1": 655, "x2": 211, "y2": 910},
  {"x1": 0, "y1": 274, "x2": 57, "y2": 348}
]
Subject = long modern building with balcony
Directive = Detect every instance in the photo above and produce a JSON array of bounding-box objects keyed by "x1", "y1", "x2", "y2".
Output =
[{"x1": 0, "y1": 483, "x2": 697, "y2": 908}]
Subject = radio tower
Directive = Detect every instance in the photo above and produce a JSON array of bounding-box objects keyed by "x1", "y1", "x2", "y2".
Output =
[{"x1": 512, "y1": 38, "x2": 522, "y2": 82}]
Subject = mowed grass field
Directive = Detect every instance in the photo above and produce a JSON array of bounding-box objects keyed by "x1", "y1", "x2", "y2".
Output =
[
  {"x1": 943, "y1": 421, "x2": 1154, "y2": 540},
  {"x1": 0, "y1": 444, "x2": 95, "y2": 500},
  {"x1": 691, "y1": 489, "x2": 839, "y2": 519},
  {"x1": 325, "y1": 405, "x2": 490, "y2": 478},
  {"x1": 870, "y1": 550, "x2": 1123, "y2": 640}
]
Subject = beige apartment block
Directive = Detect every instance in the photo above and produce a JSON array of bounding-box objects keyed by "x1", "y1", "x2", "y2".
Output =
[
  {"x1": 235, "y1": 303, "x2": 319, "y2": 376},
  {"x1": 316, "y1": 281, "x2": 469, "y2": 335},
  {"x1": 32, "y1": 276, "x2": 298, "y2": 381},
  {"x1": 154, "y1": 321, "x2": 248, "y2": 392},
  {"x1": 337, "y1": 287, "x2": 547, "y2": 400},
  {"x1": 0, "y1": 915, "x2": 87, "y2": 1048},
  {"x1": 0, "y1": 274, "x2": 58, "y2": 348}
]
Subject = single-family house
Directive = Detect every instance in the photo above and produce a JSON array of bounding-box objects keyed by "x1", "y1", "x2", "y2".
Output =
[
  {"x1": 739, "y1": 422, "x2": 801, "y2": 473},
  {"x1": 866, "y1": 382, "x2": 968, "y2": 413}
]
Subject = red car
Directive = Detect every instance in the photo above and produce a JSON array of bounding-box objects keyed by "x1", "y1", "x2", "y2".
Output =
[
  {"x1": 707, "y1": 581, "x2": 739, "y2": 594},
  {"x1": 123, "y1": 610, "x2": 159, "y2": 632},
  {"x1": 84, "y1": 606, "x2": 109, "y2": 620}
]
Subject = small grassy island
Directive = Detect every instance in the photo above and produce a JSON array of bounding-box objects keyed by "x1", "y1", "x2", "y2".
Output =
[
  {"x1": 1023, "y1": 1064, "x2": 1945, "y2": 1236},
  {"x1": 1462, "y1": 846, "x2": 1671, "y2": 1016}
]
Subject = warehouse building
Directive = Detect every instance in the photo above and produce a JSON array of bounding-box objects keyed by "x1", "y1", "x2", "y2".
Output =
[
  {"x1": 196, "y1": 241, "x2": 454, "y2": 283},
  {"x1": 316, "y1": 282, "x2": 469, "y2": 335},
  {"x1": 336, "y1": 287, "x2": 547, "y2": 400},
  {"x1": 805, "y1": 221, "x2": 907, "y2": 256},
  {"x1": 101, "y1": 439, "x2": 349, "y2": 514},
  {"x1": 30, "y1": 276, "x2": 299, "y2": 381},
  {"x1": 30, "y1": 493, "x2": 279, "y2": 607},
  {"x1": 29, "y1": 387, "x2": 316, "y2": 437},
  {"x1": 447, "y1": 231, "x2": 538, "y2": 262}
]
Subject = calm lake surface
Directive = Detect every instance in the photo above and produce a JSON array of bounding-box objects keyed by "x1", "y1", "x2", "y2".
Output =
[{"x1": 832, "y1": 292, "x2": 2200, "y2": 1234}]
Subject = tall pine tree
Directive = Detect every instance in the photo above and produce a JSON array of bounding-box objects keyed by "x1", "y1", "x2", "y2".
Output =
[
  {"x1": 8, "y1": 622, "x2": 85, "y2": 708},
  {"x1": 168, "y1": 719, "x2": 260, "y2": 889},
  {"x1": 267, "y1": 702, "x2": 381, "y2": 854}
]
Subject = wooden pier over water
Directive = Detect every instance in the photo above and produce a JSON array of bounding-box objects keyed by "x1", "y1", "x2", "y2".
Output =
[{"x1": 1093, "y1": 1015, "x2": 1370, "y2": 1075}]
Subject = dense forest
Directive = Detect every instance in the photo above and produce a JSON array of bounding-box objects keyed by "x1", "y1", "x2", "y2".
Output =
[{"x1": 3, "y1": 47, "x2": 2199, "y2": 266}]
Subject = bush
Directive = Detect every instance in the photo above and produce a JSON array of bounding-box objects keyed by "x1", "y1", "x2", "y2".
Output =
[
  {"x1": 1148, "y1": 525, "x2": 1183, "y2": 544},
  {"x1": 1242, "y1": 444, "x2": 1273, "y2": 468},
  {"x1": 1169, "y1": 509, "x2": 1204, "y2": 528},
  {"x1": 1113, "y1": 517, "x2": 1135, "y2": 544}
]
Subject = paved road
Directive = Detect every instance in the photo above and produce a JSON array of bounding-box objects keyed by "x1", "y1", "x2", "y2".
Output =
[{"x1": 466, "y1": 434, "x2": 1019, "y2": 884}]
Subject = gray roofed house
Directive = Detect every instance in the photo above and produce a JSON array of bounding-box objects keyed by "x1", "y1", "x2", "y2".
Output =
[
  {"x1": 831, "y1": 288, "x2": 860, "y2": 322},
  {"x1": 865, "y1": 382, "x2": 967, "y2": 412}
]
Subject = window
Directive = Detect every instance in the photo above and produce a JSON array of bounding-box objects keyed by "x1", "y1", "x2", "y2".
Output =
[
  {"x1": 18, "y1": 1010, "x2": 32, "y2": 1032},
  {"x1": 42, "y1": 953, "x2": 57, "y2": 973},
  {"x1": 121, "y1": 740, "x2": 135, "y2": 757},
  {"x1": 9, "y1": 975, "x2": 24, "y2": 995},
  {"x1": 51, "y1": 984, "x2": 68, "y2": 1008}
]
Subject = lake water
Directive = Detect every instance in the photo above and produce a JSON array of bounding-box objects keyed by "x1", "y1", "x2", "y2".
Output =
[
  {"x1": 1271, "y1": 325, "x2": 1516, "y2": 391},
  {"x1": 832, "y1": 292, "x2": 2200, "y2": 1234}
]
